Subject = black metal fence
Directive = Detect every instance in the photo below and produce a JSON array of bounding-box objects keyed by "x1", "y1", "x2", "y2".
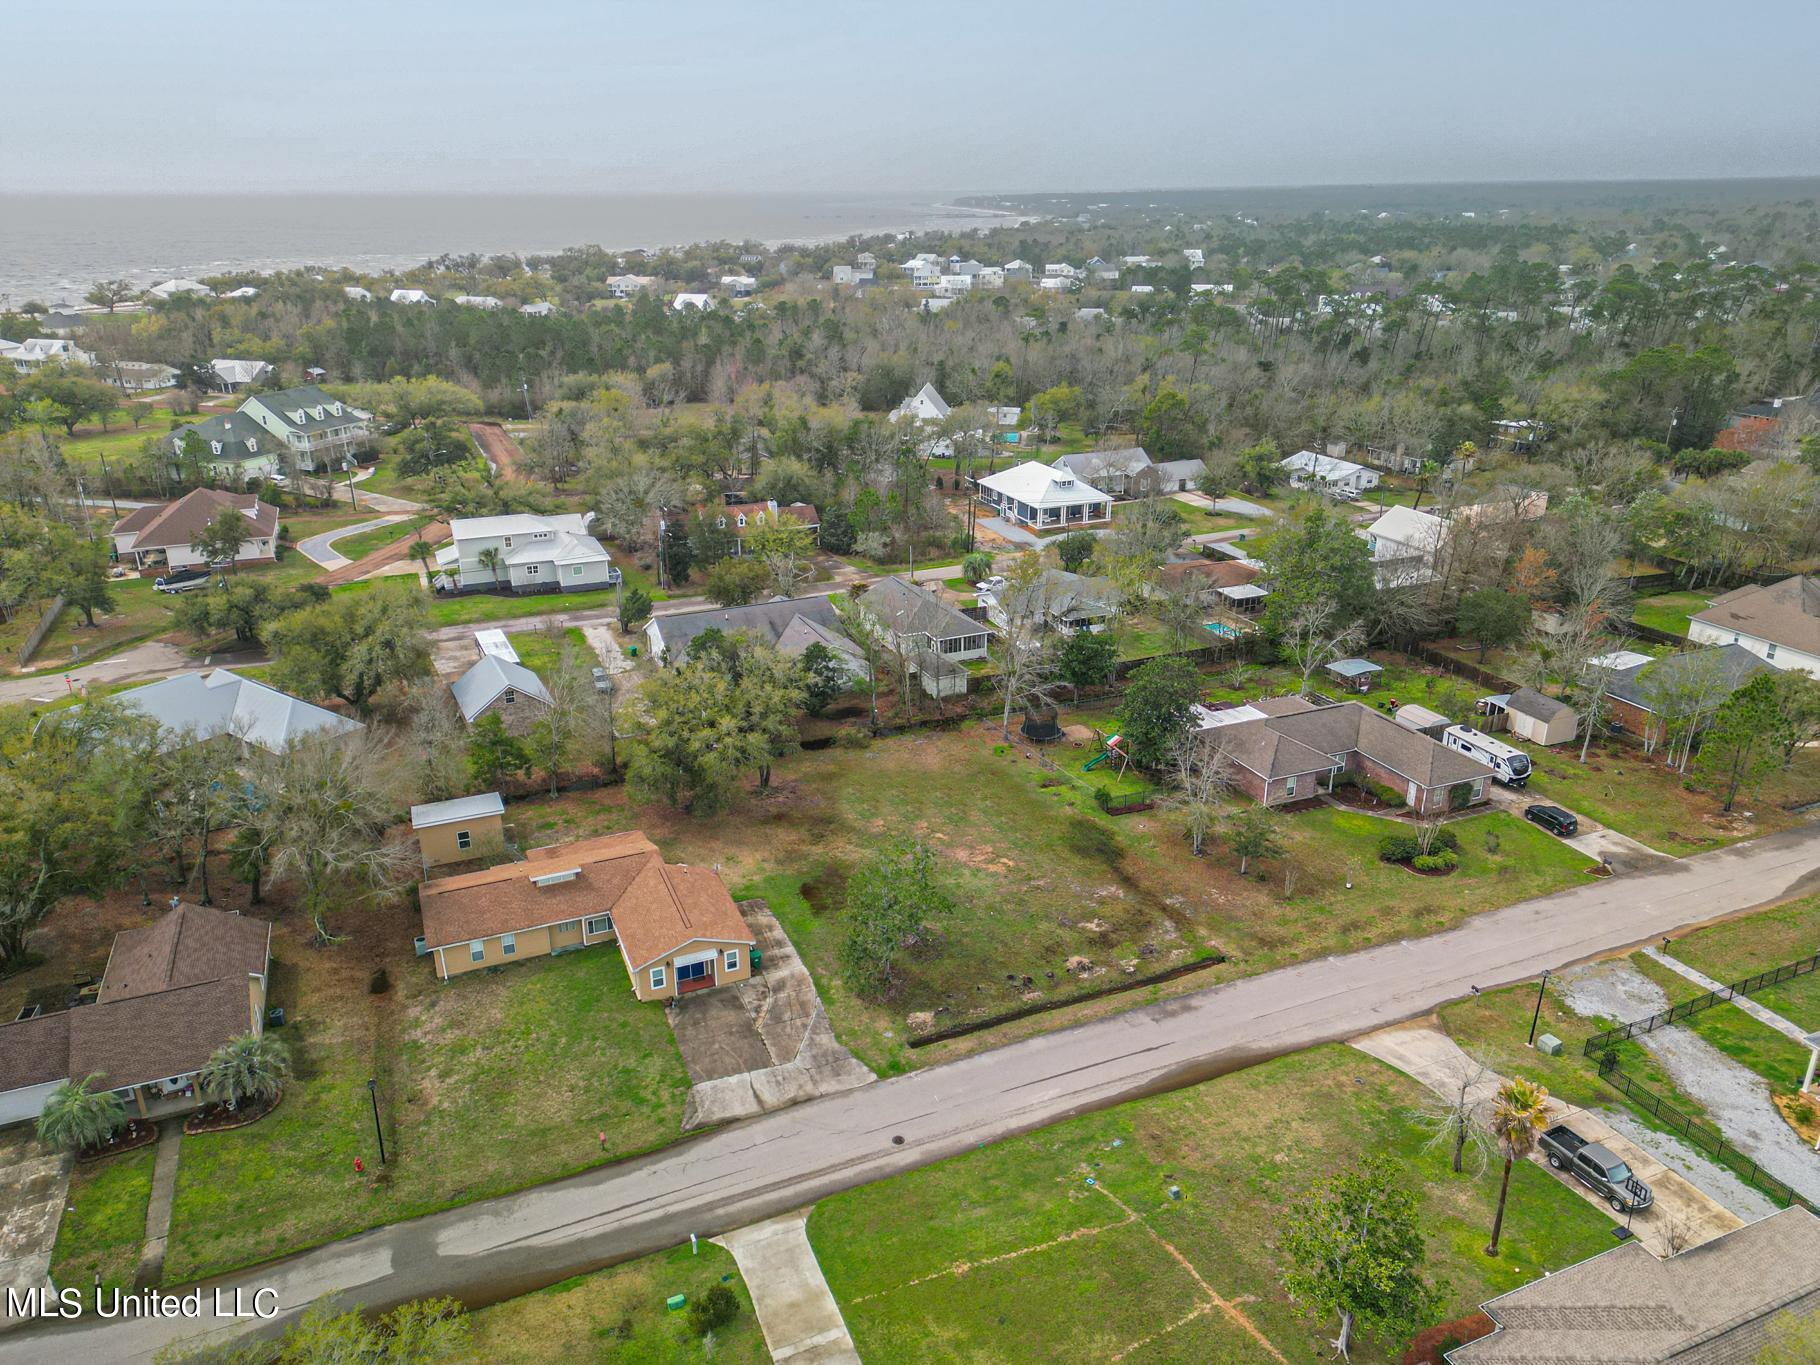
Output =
[
  {"x1": 1582, "y1": 949, "x2": 1820, "y2": 1055},
  {"x1": 1593, "y1": 1055, "x2": 1816, "y2": 1214}
]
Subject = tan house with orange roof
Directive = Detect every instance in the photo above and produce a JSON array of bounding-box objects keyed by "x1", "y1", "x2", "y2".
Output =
[{"x1": 416, "y1": 831, "x2": 755, "y2": 1001}]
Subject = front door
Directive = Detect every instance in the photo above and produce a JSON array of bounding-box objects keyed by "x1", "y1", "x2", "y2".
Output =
[{"x1": 677, "y1": 958, "x2": 716, "y2": 994}]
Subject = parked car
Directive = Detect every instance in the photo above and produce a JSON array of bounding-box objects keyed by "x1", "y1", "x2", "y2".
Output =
[
  {"x1": 152, "y1": 568, "x2": 214, "y2": 594},
  {"x1": 1539, "y1": 1124, "x2": 1653, "y2": 1213},
  {"x1": 1524, "y1": 804, "x2": 1578, "y2": 837},
  {"x1": 592, "y1": 666, "x2": 610, "y2": 693}
]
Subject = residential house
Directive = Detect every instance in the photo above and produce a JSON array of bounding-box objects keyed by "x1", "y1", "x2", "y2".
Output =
[
  {"x1": 1480, "y1": 688, "x2": 1578, "y2": 746},
  {"x1": 1128, "y1": 285, "x2": 1156, "y2": 295},
  {"x1": 112, "y1": 488, "x2": 279, "y2": 572},
  {"x1": 720, "y1": 275, "x2": 758, "y2": 297},
  {"x1": 709, "y1": 499, "x2": 820, "y2": 556},
  {"x1": 920, "y1": 297, "x2": 955, "y2": 314},
  {"x1": 857, "y1": 576, "x2": 991, "y2": 698},
  {"x1": 1051, "y1": 448, "x2": 1156, "y2": 499},
  {"x1": 1689, "y1": 575, "x2": 1820, "y2": 673},
  {"x1": 1449, "y1": 1206, "x2": 1820, "y2": 1363},
  {"x1": 1087, "y1": 258, "x2": 1120, "y2": 282},
  {"x1": 1488, "y1": 418, "x2": 1549, "y2": 453},
  {"x1": 1601, "y1": 644, "x2": 1770, "y2": 744},
  {"x1": 417, "y1": 831, "x2": 756, "y2": 1002},
  {"x1": 645, "y1": 594, "x2": 864, "y2": 679},
  {"x1": 986, "y1": 405, "x2": 1021, "y2": 429},
  {"x1": 1279, "y1": 450, "x2": 1380, "y2": 496},
  {"x1": 1153, "y1": 458, "x2": 1209, "y2": 492},
  {"x1": 975, "y1": 266, "x2": 1006, "y2": 289},
  {"x1": 606, "y1": 275, "x2": 653, "y2": 298},
  {"x1": 831, "y1": 264, "x2": 855, "y2": 285},
  {"x1": 6, "y1": 337, "x2": 93, "y2": 373},
  {"x1": 984, "y1": 568, "x2": 1117, "y2": 633},
  {"x1": 1189, "y1": 282, "x2": 1234, "y2": 295},
  {"x1": 975, "y1": 461, "x2": 1112, "y2": 530},
  {"x1": 520, "y1": 301, "x2": 557, "y2": 316},
  {"x1": 150, "y1": 279, "x2": 213, "y2": 298},
  {"x1": 389, "y1": 288, "x2": 434, "y2": 305},
  {"x1": 1183, "y1": 248, "x2": 1205, "y2": 267},
  {"x1": 672, "y1": 293, "x2": 715, "y2": 311},
  {"x1": 451, "y1": 654, "x2": 552, "y2": 735},
  {"x1": 452, "y1": 295, "x2": 504, "y2": 309},
  {"x1": 209, "y1": 358, "x2": 271, "y2": 392},
  {"x1": 903, "y1": 258, "x2": 943, "y2": 290},
  {"x1": 166, "y1": 411, "x2": 282, "y2": 483},
  {"x1": 411, "y1": 792, "x2": 508, "y2": 868},
  {"x1": 1714, "y1": 395, "x2": 1809, "y2": 453},
  {"x1": 433, "y1": 512, "x2": 619, "y2": 594},
  {"x1": 239, "y1": 384, "x2": 373, "y2": 472},
  {"x1": 935, "y1": 274, "x2": 973, "y2": 298},
  {"x1": 1363, "y1": 504, "x2": 1447, "y2": 587},
  {"x1": 0, "y1": 902, "x2": 271, "y2": 1125},
  {"x1": 116, "y1": 669, "x2": 365, "y2": 754},
  {"x1": 344, "y1": 286, "x2": 373, "y2": 301},
  {"x1": 1196, "y1": 696, "x2": 1493, "y2": 814},
  {"x1": 1002, "y1": 259, "x2": 1034, "y2": 282},
  {"x1": 890, "y1": 382, "x2": 951, "y2": 426},
  {"x1": 1043, "y1": 263, "x2": 1078, "y2": 280},
  {"x1": 221, "y1": 286, "x2": 259, "y2": 299},
  {"x1": 1154, "y1": 557, "x2": 1261, "y2": 596},
  {"x1": 855, "y1": 251, "x2": 877, "y2": 271},
  {"x1": 106, "y1": 361, "x2": 178, "y2": 392}
]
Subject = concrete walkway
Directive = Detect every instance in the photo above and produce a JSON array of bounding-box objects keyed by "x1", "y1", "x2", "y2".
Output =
[
  {"x1": 0, "y1": 1131, "x2": 71, "y2": 1329},
  {"x1": 1645, "y1": 947, "x2": 1820, "y2": 1055},
  {"x1": 133, "y1": 1126, "x2": 183, "y2": 1288},
  {"x1": 295, "y1": 515, "x2": 406, "y2": 570},
  {"x1": 714, "y1": 1212, "x2": 859, "y2": 1364},
  {"x1": 11, "y1": 825, "x2": 1820, "y2": 1361},
  {"x1": 1351, "y1": 1020, "x2": 1743, "y2": 1256}
]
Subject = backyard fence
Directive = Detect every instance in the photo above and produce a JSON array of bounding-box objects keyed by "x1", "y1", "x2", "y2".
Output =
[
  {"x1": 17, "y1": 594, "x2": 66, "y2": 666},
  {"x1": 1615, "y1": 619, "x2": 1685, "y2": 648},
  {"x1": 1405, "y1": 641, "x2": 1519, "y2": 694},
  {"x1": 1592, "y1": 1055, "x2": 1816, "y2": 1215},
  {"x1": 1581, "y1": 948, "x2": 1820, "y2": 1055},
  {"x1": 1030, "y1": 743, "x2": 1159, "y2": 814}
]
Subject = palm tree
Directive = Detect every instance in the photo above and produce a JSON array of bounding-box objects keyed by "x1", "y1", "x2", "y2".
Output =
[
  {"x1": 200, "y1": 1032, "x2": 292, "y2": 1109},
  {"x1": 1485, "y1": 1076, "x2": 1551, "y2": 1256},
  {"x1": 37, "y1": 1075, "x2": 128, "y2": 1153},
  {"x1": 477, "y1": 546, "x2": 504, "y2": 586},
  {"x1": 408, "y1": 538, "x2": 436, "y2": 584}
]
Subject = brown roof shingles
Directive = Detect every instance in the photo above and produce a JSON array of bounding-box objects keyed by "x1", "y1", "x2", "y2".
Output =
[
  {"x1": 68, "y1": 978, "x2": 255, "y2": 1090},
  {"x1": 1693, "y1": 574, "x2": 1820, "y2": 656},
  {"x1": 418, "y1": 831, "x2": 753, "y2": 969},
  {"x1": 113, "y1": 488, "x2": 279, "y2": 554},
  {"x1": 1206, "y1": 698, "x2": 1493, "y2": 789},
  {"x1": 99, "y1": 903, "x2": 270, "y2": 1004},
  {"x1": 0, "y1": 1011, "x2": 71, "y2": 1092}
]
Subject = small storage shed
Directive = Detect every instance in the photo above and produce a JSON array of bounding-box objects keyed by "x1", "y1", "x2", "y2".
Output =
[
  {"x1": 1390, "y1": 703, "x2": 1451, "y2": 738},
  {"x1": 1506, "y1": 686, "x2": 1578, "y2": 746},
  {"x1": 1324, "y1": 658, "x2": 1383, "y2": 693},
  {"x1": 411, "y1": 792, "x2": 507, "y2": 867}
]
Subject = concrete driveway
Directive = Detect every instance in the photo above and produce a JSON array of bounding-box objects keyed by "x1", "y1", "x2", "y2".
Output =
[
  {"x1": 294, "y1": 515, "x2": 405, "y2": 570},
  {"x1": 0, "y1": 1129, "x2": 70, "y2": 1326},
  {"x1": 1483, "y1": 783, "x2": 1670, "y2": 871}
]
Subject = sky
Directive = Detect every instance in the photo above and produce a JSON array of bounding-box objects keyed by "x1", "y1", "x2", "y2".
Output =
[{"x1": 4, "y1": 0, "x2": 1819, "y2": 194}]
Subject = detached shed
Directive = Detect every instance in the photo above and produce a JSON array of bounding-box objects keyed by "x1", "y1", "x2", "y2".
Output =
[
  {"x1": 1506, "y1": 687, "x2": 1577, "y2": 746},
  {"x1": 1324, "y1": 658, "x2": 1383, "y2": 693}
]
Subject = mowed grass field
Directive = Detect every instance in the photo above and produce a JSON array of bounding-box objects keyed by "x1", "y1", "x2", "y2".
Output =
[
  {"x1": 810, "y1": 1045, "x2": 1615, "y2": 1364},
  {"x1": 512, "y1": 723, "x2": 1594, "y2": 1076},
  {"x1": 49, "y1": 1145, "x2": 157, "y2": 1294}
]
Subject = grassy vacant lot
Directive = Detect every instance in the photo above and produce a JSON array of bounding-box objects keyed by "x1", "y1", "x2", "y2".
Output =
[
  {"x1": 1662, "y1": 895, "x2": 1820, "y2": 1026},
  {"x1": 512, "y1": 724, "x2": 1593, "y2": 1076},
  {"x1": 810, "y1": 1045, "x2": 1613, "y2": 1365},
  {"x1": 1631, "y1": 590, "x2": 1712, "y2": 638},
  {"x1": 470, "y1": 1242, "x2": 766, "y2": 1363},
  {"x1": 510, "y1": 624, "x2": 592, "y2": 676},
  {"x1": 161, "y1": 904, "x2": 692, "y2": 1285},
  {"x1": 49, "y1": 1145, "x2": 157, "y2": 1294},
  {"x1": 331, "y1": 513, "x2": 440, "y2": 562}
]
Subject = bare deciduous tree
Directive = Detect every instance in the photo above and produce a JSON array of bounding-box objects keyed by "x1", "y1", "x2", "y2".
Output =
[
  {"x1": 1163, "y1": 731, "x2": 1234, "y2": 856},
  {"x1": 1281, "y1": 600, "x2": 1365, "y2": 695},
  {"x1": 1409, "y1": 1051, "x2": 1495, "y2": 1175}
]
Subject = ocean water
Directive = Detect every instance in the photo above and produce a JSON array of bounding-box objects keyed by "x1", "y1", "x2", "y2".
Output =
[{"x1": 0, "y1": 192, "x2": 1015, "y2": 307}]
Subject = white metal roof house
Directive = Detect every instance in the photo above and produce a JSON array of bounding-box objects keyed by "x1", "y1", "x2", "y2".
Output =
[
  {"x1": 452, "y1": 295, "x2": 504, "y2": 309},
  {"x1": 1363, "y1": 504, "x2": 1447, "y2": 587},
  {"x1": 344, "y1": 285, "x2": 373, "y2": 301},
  {"x1": 720, "y1": 275, "x2": 758, "y2": 296},
  {"x1": 221, "y1": 285, "x2": 259, "y2": 299},
  {"x1": 1279, "y1": 449, "x2": 1380, "y2": 496},
  {"x1": 520, "y1": 301, "x2": 557, "y2": 316},
  {"x1": 889, "y1": 383, "x2": 951, "y2": 426},
  {"x1": 976, "y1": 461, "x2": 1112, "y2": 530},
  {"x1": 150, "y1": 279, "x2": 213, "y2": 299},
  {"x1": 208, "y1": 358, "x2": 271, "y2": 392},
  {"x1": 115, "y1": 669, "x2": 364, "y2": 754},
  {"x1": 7, "y1": 337, "x2": 93, "y2": 373},
  {"x1": 672, "y1": 293, "x2": 715, "y2": 311},
  {"x1": 389, "y1": 288, "x2": 435, "y2": 305},
  {"x1": 435, "y1": 513, "x2": 619, "y2": 595}
]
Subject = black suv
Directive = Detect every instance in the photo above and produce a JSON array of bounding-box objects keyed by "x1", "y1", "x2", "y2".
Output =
[{"x1": 1524, "y1": 804, "x2": 1578, "y2": 837}]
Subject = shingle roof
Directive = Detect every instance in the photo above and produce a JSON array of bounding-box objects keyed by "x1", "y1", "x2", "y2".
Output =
[
  {"x1": 862, "y1": 576, "x2": 988, "y2": 643},
  {"x1": 1204, "y1": 698, "x2": 1494, "y2": 788},
  {"x1": 68, "y1": 977, "x2": 256, "y2": 1090},
  {"x1": 1453, "y1": 1207, "x2": 1820, "y2": 1363},
  {"x1": 0, "y1": 1011, "x2": 71, "y2": 1093},
  {"x1": 651, "y1": 594, "x2": 847, "y2": 661},
  {"x1": 117, "y1": 669, "x2": 364, "y2": 753},
  {"x1": 451, "y1": 656, "x2": 552, "y2": 722},
  {"x1": 418, "y1": 832, "x2": 753, "y2": 969},
  {"x1": 1506, "y1": 686, "x2": 1570, "y2": 722},
  {"x1": 1156, "y1": 559, "x2": 1260, "y2": 591},
  {"x1": 1002, "y1": 568, "x2": 1118, "y2": 622},
  {"x1": 241, "y1": 385, "x2": 368, "y2": 435},
  {"x1": 1693, "y1": 575, "x2": 1820, "y2": 656},
  {"x1": 410, "y1": 792, "x2": 506, "y2": 830},
  {"x1": 1051, "y1": 448, "x2": 1153, "y2": 482},
  {"x1": 113, "y1": 488, "x2": 278, "y2": 554},
  {"x1": 99, "y1": 903, "x2": 270, "y2": 1005},
  {"x1": 1606, "y1": 644, "x2": 1770, "y2": 711}
]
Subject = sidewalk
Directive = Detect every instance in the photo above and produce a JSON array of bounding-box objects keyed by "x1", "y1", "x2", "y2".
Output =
[
  {"x1": 715, "y1": 1212, "x2": 859, "y2": 1364},
  {"x1": 134, "y1": 1125, "x2": 183, "y2": 1288},
  {"x1": 1645, "y1": 948, "x2": 1820, "y2": 1057}
]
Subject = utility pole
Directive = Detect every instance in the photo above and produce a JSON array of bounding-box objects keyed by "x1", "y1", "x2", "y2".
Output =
[
  {"x1": 521, "y1": 377, "x2": 533, "y2": 420},
  {"x1": 366, "y1": 1079, "x2": 387, "y2": 1164},
  {"x1": 1526, "y1": 969, "x2": 1552, "y2": 1047}
]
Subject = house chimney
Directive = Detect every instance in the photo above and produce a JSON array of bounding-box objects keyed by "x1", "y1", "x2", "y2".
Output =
[
  {"x1": 766, "y1": 499, "x2": 778, "y2": 513},
  {"x1": 249, "y1": 971, "x2": 265, "y2": 1033}
]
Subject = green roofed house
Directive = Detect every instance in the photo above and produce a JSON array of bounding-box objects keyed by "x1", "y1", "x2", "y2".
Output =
[
  {"x1": 238, "y1": 384, "x2": 373, "y2": 473},
  {"x1": 165, "y1": 411, "x2": 284, "y2": 485}
]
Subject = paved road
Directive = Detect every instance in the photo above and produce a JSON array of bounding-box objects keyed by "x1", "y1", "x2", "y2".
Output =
[
  {"x1": 10, "y1": 823, "x2": 1819, "y2": 1361},
  {"x1": 0, "y1": 641, "x2": 267, "y2": 708},
  {"x1": 295, "y1": 515, "x2": 406, "y2": 570}
]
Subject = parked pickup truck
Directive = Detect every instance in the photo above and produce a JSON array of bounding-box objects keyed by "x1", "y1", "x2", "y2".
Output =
[{"x1": 1539, "y1": 1124, "x2": 1653, "y2": 1213}]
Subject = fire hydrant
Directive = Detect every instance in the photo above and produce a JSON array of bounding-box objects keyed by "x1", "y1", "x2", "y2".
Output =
[{"x1": 353, "y1": 1157, "x2": 365, "y2": 1175}]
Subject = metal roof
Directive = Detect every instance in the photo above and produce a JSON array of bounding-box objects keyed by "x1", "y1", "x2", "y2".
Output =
[
  {"x1": 451, "y1": 655, "x2": 552, "y2": 721},
  {"x1": 1326, "y1": 658, "x2": 1383, "y2": 678},
  {"x1": 410, "y1": 792, "x2": 507, "y2": 830}
]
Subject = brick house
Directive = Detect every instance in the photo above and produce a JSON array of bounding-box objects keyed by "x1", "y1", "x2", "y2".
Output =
[
  {"x1": 1600, "y1": 644, "x2": 1770, "y2": 746},
  {"x1": 1197, "y1": 696, "x2": 1493, "y2": 814}
]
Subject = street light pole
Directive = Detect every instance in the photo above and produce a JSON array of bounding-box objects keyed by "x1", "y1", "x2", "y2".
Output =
[
  {"x1": 1526, "y1": 969, "x2": 1552, "y2": 1047},
  {"x1": 366, "y1": 1078, "x2": 387, "y2": 1165}
]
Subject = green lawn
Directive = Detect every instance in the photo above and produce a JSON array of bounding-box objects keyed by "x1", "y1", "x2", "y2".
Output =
[
  {"x1": 49, "y1": 1146, "x2": 157, "y2": 1294},
  {"x1": 509, "y1": 625, "x2": 591, "y2": 677},
  {"x1": 162, "y1": 925, "x2": 693, "y2": 1285},
  {"x1": 1631, "y1": 591, "x2": 1711, "y2": 638},
  {"x1": 810, "y1": 1044, "x2": 1614, "y2": 1365},
  {"x1": 330, "y1": 514, "x2": 439, "y2": 563},
  {"x1": 470, "y1": 1242, "x2": 766, "y2": 1364},
  {"x1": 1657, "y1": 896, "x2": 1820, "y2": 1028}
]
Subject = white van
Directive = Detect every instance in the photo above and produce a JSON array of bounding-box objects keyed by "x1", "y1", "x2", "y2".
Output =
[{"x1": 1442, "y1": 724, "x2": 1531, "y2": 787}]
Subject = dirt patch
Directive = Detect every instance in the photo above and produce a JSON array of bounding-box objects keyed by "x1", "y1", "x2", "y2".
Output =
[
  {"x1": 1773, "y1": 1091, "x2": 1820, "y2": 1145},
  {"x1": 802, "y1": 866, "x2": 848, "y2": 916}
]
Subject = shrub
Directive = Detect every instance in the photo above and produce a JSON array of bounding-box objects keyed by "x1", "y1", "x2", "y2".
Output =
[
  {"x1": 1092, "y1": 786, "x2": 1114, "y2": 811},
  {"x1": 1367, "y1": 780, "x2": 1405, "y2": 807},
  {"x1": 832, "y1": 727, "x2": 870, "y2": 750},
  {"x1": 687, "y1": 1284, "x2": 739, "y2": 1336},
  {"x1": 1378, "y1": 833, "x2": 1420, "y2": 863},
  {"x1": 368, "y1": 967, "x2": 390, "y2": 995},
  {"x1": 1413, "y1": 849, "x2": 1459, "y2": 871}
]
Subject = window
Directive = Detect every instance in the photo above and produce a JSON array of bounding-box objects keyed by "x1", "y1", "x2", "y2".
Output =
[
  {"x1": 650, "y1": 965, "x2": 667, "y2": 991},
  {"x1": 1284, "y1": 775, "x2": 1297, "y2": 798},
  {"x1": 246, "y1": 438, "x2": 257, "y2": 452},
  {"x1": 571, "y1": 565, "x2": 584, "y2": 578},
  {"x1": 736, "y1": 514, "x2": 747, "y2": 527},
  {"x1": 210, "y1": 440, "x2": 223, "y2": 454},
  {"x1": 469, "y1": 941, "x2": 486, "y2": 963},
  {"x1": 677, "y1": 959, "x2": 710, "y2": 984},
  {"x1": 724, "y1": 949, "x2": 741, "y2": 973},
  {"x1": 716, "y1": 517, "x2": 726, "y2": 529},
  {"x1": 524, "y1": 564, "x2": 540, "y2": 577},
  {"x1": 502, "y1": 688, "x2": 516, "y2": 705},
  {"x1": 501, "y1": 933, "x2": 516, "y2": 957},
  {"x1": 585, "y1": 913, "x2": 613, "y2": 936},
  {"x1": 502, "y1": 536, "x2": 513, "y2": 548},
  {"x1": 456, "y1": 829, "x2": 472, "y2": 851},
  {"x1": 557, "y1": 920, "x2": 579, "y2": 934},
  {"x1": 1768, "y1": 643, "x2": 1779, "y2": 660}
]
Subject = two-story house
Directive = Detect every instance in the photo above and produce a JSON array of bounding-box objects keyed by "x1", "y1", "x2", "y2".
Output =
[
  {"x1": 857, "y1": 576, "x2": 992, "y2": 698},
  {"x1": 434, "y1": 513, "x2": 620, "y2": 594},
  {"x1": 1689, "y1": 575, "x2": 1820, "y2": 674},
  {"x1": 166, "y1": 411, "x2": 283, "y2": 484},
  {"x1": 238, "y1": 385, "x2": 373, "y2": 473}
]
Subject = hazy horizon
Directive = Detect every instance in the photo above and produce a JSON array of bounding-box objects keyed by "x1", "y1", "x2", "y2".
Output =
[{"x1": 6, "y1": 0, "x2": 1818, "y2": 194}]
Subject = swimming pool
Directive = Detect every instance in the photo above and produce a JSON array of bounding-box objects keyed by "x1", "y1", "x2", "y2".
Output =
[{"x1": 1203, "y1": 621, "x2": 1243, "y2": 638}]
